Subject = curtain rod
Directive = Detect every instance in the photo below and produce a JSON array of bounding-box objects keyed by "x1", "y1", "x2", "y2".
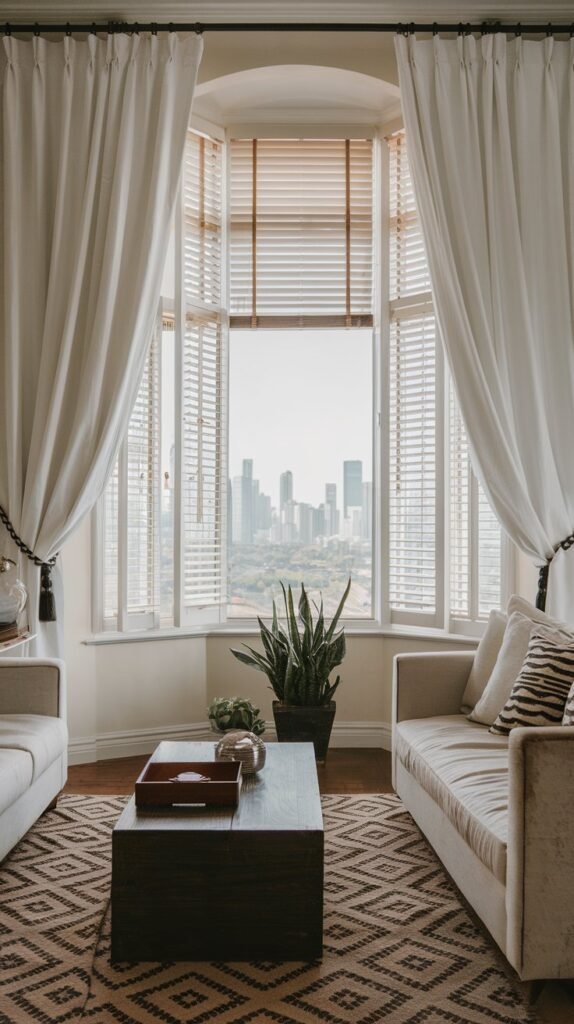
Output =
[{"x1": 2, "y1": 21, "x2": 574, "y2": 36}]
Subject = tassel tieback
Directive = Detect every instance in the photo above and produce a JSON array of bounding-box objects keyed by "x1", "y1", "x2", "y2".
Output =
[{"x1": 0, "y1": 505, "x2": 58, "y2": 622}]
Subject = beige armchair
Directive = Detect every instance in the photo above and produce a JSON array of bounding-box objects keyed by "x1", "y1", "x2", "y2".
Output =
[{"x1": 0, "y1": 658, "x2": 68, "y2": 861}]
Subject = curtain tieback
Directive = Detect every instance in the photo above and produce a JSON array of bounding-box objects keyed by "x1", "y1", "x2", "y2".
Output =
[
  {"x1": 0, "y1": 505, "x2": 58, "y2": 621},
  {"x1": 536, "y1": 531, "x2": 574, "y2": 611}
]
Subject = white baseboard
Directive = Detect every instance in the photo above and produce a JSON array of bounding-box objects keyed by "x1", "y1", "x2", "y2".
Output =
[
  {"x1": 68, "y1": 721, "x2": 212, "y2": 765},
  {"x1": 68, "y1": 718, "x2": 392, "y2": 765}
]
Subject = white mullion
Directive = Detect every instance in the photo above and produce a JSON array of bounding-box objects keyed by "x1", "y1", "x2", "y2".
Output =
[
  {"x1": 174, "y1": 179, "x2": 184, "y2": 629},
  {"x1": 443, "y1": 361, "x2": 452, "y2": 632},
  {"x1": 470, "y1": 469, "x2": 479, "y2": 622},
  {"x1": 220, "y1": 130, "x2": 231, "y2": 623},
  {"x1": 434, "y1": 327, "x2": 445, "y2": 630},
  {"x1": 153, "y1": 308, "x2": 162, "y2": 628},
  {"x1": 374, "y1": 131, "x2": 387, "y2": 627},
  {"x1": 118, "y1": 438, "x2": 129, "y2": 633}
]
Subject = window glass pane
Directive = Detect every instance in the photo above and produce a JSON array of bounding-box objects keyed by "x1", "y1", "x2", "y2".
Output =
[{"x1": 228, "y1": 328, "x2": 372, "y2": 617}]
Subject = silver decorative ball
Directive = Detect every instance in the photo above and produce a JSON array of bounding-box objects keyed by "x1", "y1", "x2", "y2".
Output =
[{"x1": 215, "y1": 730, "x2": 266, "y2": 775}]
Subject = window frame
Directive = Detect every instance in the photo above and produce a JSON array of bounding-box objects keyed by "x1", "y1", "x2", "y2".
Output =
[{"x1": 91, "y1": 119, "x2": 513, "y2": 642}]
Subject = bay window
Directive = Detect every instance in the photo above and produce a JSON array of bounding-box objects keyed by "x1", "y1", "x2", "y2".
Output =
[{"x1": 94, "y1": 122, "x2": 509, "y2": 637}]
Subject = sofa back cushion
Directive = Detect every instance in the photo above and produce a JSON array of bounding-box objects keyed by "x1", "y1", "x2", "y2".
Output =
[{"x1": 460, "y1": 610, "x2": 507, "y2": 714}]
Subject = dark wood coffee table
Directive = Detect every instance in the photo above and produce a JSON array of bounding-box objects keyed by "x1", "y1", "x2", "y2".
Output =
[{"x1": 111, "y1": 740, "x2": 324, "y2": 961}]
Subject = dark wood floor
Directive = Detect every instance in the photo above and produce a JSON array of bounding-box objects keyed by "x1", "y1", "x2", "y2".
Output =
[{"x1": 65, "y1": 747, "x2": 394, "y2": 796}]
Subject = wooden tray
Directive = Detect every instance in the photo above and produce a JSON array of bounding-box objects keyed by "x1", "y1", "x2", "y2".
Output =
[{"x1": 135, "y1": 760, "x2": 242, "y2": 808}]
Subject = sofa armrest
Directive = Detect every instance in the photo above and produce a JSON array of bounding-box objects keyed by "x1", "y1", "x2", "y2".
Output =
[
  {"x1": 506, "y1": 726, "x2": 574, "y2": 980},
  {"x1": 392, "y1": 651, "x2": 475, "y2": 725},
  {"x1": 0, "y1": 658, "x2": 66, "y2": 719}
]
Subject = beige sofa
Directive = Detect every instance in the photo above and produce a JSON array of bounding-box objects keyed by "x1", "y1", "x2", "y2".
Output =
[
  {"x1": 393, "y1": 650, "x2": 574, "y2": 982},
  {"x1": 0, "y1": 658, "x2": 68, "y2": 862}
]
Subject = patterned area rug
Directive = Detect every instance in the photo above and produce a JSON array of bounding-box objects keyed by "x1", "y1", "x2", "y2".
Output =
[{"x1": 0, "y1": 793, "x2": 537, "y2": 1024}]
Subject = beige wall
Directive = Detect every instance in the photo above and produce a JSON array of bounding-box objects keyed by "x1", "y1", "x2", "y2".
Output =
[
  {"x1": 197, "y1": 30, "x2": 399, "y2": 87},
  {"x1": 206, "y1": 632, "x2": 476, "y2": 729},
  {"x1": 63, "y1": 515, "x2": 480, "y2": 760},
  {"x1": 62, "y1": 519, "x2": 207, "y2": 752}
]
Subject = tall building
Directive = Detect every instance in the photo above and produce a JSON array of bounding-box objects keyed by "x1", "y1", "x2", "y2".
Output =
[
  {"x1": 232, "y1": 459, "x2": 255, "y2": 544},
  {"x1": 325, "y1": 483, "x2": 338, "y2": 536},
  {"x1": 362, "y1": 481, "x2": 372, "y2": 541},
  {"x1": 344, "y1": 461, "x2": 363, "y2": 517},
  {"x1": 280, "y1": 470, "x2": 293, "y2": 510},
  {"x1": 297, "y1": 503, "x2": 314, "y2": 545}
]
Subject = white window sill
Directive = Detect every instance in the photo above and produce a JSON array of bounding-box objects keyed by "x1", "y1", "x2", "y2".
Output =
[{"x1": 83, "y1": 622, "x2": 480, "y2": 646}]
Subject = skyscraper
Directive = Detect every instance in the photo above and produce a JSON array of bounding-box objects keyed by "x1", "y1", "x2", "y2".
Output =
[
  {"x1": 280, "y1": 470, "x2": 293, "y2": 511},
  {"x1": 325, "y1": 483, "x2": 338, "y2": 536},
  {"x1": 344, "y1": 461, "x2": 363, "y2": 517},
  {"x1": 362, "y1": 481, "x2": 372, "y2": 541},
  {"x1": 232, "y1": 459, "x2": 255, "y2": 544}
]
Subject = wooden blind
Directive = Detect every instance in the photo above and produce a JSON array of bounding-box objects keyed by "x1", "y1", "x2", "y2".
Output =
[{"x1": 229, "y1": 138, "x2": 373, "y2": 328}]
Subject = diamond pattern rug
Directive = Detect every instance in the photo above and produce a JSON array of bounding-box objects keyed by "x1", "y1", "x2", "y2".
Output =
[{"x1": 0, "y1": 793, "x2": 538, "y2": 1023}]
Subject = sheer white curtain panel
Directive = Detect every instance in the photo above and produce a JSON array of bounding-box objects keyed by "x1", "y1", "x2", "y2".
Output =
[
  {"x1": 0, "y1": 32, "x2": 203, "y2": 654},
  {"x1": 395, "y1": 33, "x2": 574, "y2": 620}
]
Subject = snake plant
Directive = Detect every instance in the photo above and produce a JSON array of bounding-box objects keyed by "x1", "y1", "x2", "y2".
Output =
[{"x1": 230, "y1": 578, "x2": 351, "y2": 707}]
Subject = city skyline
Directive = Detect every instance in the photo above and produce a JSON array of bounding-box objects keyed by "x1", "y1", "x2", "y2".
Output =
[{"x1": 230, "y1": 457, "x2": 372, "y2": 547}]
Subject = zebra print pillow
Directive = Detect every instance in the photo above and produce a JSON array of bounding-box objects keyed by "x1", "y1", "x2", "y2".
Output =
[
  {"x1": 490, "y1": 633, "x2": 574, "y2": 736},
  {"x1": 563, "y1": 684, "x2": 574, "y2": 726}
]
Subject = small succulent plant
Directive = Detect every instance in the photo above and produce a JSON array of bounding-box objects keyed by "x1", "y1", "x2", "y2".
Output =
[
  {"x1": 230, "y1": 578, "x2": 351, "y2": 707},
  {"x1": 208, "y1": 696, "x2": 266, "y2": 736}
]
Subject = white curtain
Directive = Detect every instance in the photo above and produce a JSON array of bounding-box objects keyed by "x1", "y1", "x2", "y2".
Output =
[
  {"x1": 0, "y1": 32, "x2": 203, "y2": 654},
  {"x1": 395, "y1": 33, "x2": 574, "y2": 620}
]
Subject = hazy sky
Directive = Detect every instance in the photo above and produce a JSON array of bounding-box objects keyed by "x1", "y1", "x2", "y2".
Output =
[{"x1": 229, "y1": 329, "x2": 373, "y2": 508}]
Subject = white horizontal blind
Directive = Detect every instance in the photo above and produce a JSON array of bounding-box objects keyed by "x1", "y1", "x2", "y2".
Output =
[
  {"x1": 389, "y1": 308, "x2": 438, "y2": 616},
  {"x1": 389, "y1": 131, "x2": 438, "y2": 620},
  {"x1": 449, "y1": 378, "x2": 504, "y2": 623},
  {"x1": 229, "y1": 138, "x2": 373, "y2": 327},
  {"x1": 449, "y1": 387, "x2": 471, "y2": 619},
  {"x1": 182, "y1": 313, "x2": 225, "y2": 610},
  {"x1": 184, "y1": 133, "x2": 222, "y2": 308},
  {"x1": 125, "y1": 326, "x2": 160, "y2": 618},
  {"x1": 102, "y1": 461, "x2": 119, "y2": 620},
  {"x1": 99, "y1": 128, "x2": 225, "y2": 632},
  {"x1": 101, "y1": 317, "x2": 161, "y2": 630},
  {"x1": 179, "y1": 129, "x2": 226, "y2": 621},
  {"x1": 389, "y1": 129, "x2": 505, "y2": 627}
]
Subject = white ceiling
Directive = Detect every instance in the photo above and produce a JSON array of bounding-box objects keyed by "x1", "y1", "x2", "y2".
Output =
[{"x1": 1, "y1": 1, "x2": 573, "y2": 22}]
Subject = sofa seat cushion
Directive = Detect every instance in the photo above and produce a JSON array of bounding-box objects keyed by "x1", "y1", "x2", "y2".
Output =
[
  {"x1": 0, "y1": 715, "x2": 68, "y2": 781},
  {"x1": 395, "y1": 715, "x2": 509, "y2": 883},
  {"x1": 0, "y1": 748, "x2": 34, "y2": 815}
]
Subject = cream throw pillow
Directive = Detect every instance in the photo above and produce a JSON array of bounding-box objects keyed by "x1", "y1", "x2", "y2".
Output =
[
  {"x1": 469, "y1": 611, "x2": 574, "y2": 727},
  {"x1": 507, "y1": 594, "x2": 570, "y2": 633},
  {"x1": 460, "y1": 609, "x2": 507, "y2": 713}
]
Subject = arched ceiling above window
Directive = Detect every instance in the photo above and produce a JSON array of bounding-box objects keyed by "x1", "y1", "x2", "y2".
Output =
[{"x1": 193, "y1": 65, "x2": 400, "y2": 129}]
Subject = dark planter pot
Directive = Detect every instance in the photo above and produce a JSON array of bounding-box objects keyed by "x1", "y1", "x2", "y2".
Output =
[{"x1": 272, "y1": 700, "x2": 336, "y2": 763}]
